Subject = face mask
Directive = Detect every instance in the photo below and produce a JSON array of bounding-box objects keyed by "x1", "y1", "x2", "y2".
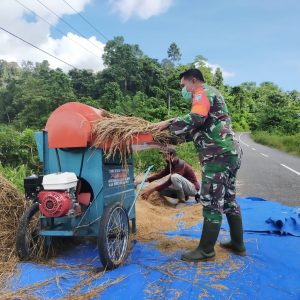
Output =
[{"x1": 181, "y1": 86, "x2": 192, "y2": 100}]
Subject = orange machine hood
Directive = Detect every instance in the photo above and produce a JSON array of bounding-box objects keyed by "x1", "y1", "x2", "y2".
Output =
[{"x1": 45, "y1": 102, "x2": 154, "y2": 148}]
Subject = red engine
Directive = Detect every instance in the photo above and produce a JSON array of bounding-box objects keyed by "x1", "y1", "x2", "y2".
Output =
[{"x1": 38, "y1": 191, "x2": 72, "y2": 217}]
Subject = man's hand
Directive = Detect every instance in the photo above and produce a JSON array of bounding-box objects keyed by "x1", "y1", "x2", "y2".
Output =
[
  {"x1": 141, "y1": 189, "x2": 153, "y2": 200},
  {"x1": 151, "y1": 119, "x2": 174, "y2": 131}
]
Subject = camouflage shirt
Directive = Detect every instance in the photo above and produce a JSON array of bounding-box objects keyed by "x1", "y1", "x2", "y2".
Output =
[{"x1": 170, "y1": 84, "x2": 239, "y2": 161}]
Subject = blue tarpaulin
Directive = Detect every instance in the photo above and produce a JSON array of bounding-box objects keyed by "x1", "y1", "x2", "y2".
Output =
[{"x1": 6, "y1": 197, "x2": 300, "y2": 299}]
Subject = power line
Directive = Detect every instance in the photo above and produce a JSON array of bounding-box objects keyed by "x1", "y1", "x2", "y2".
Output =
[
  {"x1": 35, "y1": 0, "x2": 102, "y2": 52},
  {"x1": 15, "y1": 0, "x2": 100, "y2": 59},
  {"x1": 0, "y1": 26, "x2": 77, "y2": 69},
  {"x1": 61, "y1": 0, "x2": 109, "y2": 41}
]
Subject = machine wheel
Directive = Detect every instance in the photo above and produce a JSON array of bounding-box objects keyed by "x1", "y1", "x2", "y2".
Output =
[
  {"x1": 98, "y1": 202, "x2": 129, "y2": 270},
  {"x1": 16, "y1": 202, "x2": 44, "y2": 260}
]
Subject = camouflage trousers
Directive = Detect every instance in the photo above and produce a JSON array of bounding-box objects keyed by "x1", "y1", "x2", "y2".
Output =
[{"x1": 200, "y1": 152, "x2": 242, "y2": 224}]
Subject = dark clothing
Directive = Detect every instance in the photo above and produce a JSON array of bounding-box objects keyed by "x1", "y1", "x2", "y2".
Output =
[
  {"x1": 170, "y1": 84, "x2": 240, "y2": 160},
  {"x1": 169, "y1": 84, "x2": 242, "y2": 222},
  {"x1": 147, "y1": 158, "x2": 200, "y2": 192},
  {"x1": 201, "y1": 153, "x2": 242, "y2": 223}
]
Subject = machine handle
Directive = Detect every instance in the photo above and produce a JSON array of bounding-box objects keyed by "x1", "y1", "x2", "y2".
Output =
[{"x1": 128, "y1": 165, "x2": 153, "y2": 216}]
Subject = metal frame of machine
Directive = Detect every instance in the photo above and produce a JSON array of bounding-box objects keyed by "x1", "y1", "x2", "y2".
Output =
[{"x1": 16, "y1": 102, "x2": 153, "y2": 269}]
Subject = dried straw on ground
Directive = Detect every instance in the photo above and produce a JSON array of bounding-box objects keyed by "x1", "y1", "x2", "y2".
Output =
[
  {"x1": 135, "y1": 191, "x2": 203, "y2": 246},
  {"x1": 0, "y1": 175, "x2": 28, "y2": 289},
  {"x1": 92, "y1": 112, "x2": 179, "y2": 163}
]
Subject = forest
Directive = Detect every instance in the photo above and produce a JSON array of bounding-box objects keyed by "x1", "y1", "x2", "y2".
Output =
[{"x1": 0, "y1": 37, "x2": 299, "y2": 188}]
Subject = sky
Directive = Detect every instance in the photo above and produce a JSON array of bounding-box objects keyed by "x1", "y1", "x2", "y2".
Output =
[{"x1": 0, "y1": 0, "x2": 299, "y2": 91}]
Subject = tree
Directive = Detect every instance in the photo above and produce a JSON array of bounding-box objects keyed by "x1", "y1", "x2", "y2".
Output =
[
  {"x1": 161, "y1": 58, "x2": 174, "y2": 69},
  {"x1": 68, "y1": 69, "x2": 98, "y2": 98},
  {"x1": 0, "y1": 80, "x2": 19, "y2": 123},
  {"x1": 193, "y1": 55, "x2": 213, "y2": 84},
  {"x1": 167, "y1": 42, "x2": 181, "y2": 65},
  {"x1": 100, "y1": 82, "x2": 123, "y2": 110},
  {"x1": 139, "y1": 57, "x2": 163, "y2": 96},
  {"x1": 9, "y1": 61, "x2": 75, "y2": 129},
  {"x1": 212, "y1": 67, "x2": 224, "y2": 90},
  {"x1": 111, "y1": 91, "x2": 168, "y2": 122},
  {"x1": 0, "y1": 39, "x2": 298, "y2": 141},
  {"x1": 0, "y1": 60, "x2": 20, "y2": 86},
  {"x1": 102, "y1": 36, "x2": 143, "y2": 92}
]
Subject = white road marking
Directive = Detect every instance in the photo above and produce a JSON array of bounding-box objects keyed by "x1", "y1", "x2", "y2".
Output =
[
  {"x1": 239, "y1": 132, "x2": 300, "y2": 176},
  {"x1": 280, "y1": 164, "x2": 300, "y2": 176},
  {"x1": 238, "y1": 133, "x2": 250, "y2": 147}
]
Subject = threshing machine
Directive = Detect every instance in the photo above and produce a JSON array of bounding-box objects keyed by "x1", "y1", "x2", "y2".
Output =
[{"x1": 16, "y1": 102, "x2": 154, "y2": 269}]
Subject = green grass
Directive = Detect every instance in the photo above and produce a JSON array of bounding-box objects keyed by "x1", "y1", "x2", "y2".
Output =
[
  {"x1": 0, "y1": 164, "x2": 30, "y2": 193},
  {"x1": 251, "y1": 131, "x2": 300, "y2": 157}
]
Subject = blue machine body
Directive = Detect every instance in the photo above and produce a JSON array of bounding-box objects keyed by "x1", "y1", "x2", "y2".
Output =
[{"x1": 35, "y1": 131, "x2": 136, "y2": 237}]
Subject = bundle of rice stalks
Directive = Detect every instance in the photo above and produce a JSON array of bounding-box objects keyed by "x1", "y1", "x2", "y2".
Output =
[
  {"x1": 0, "y1": 175, "x2": 28, "y2": 288},
  {"x1": 92, "y1": 112, "x2": 180, "y2": 164}
]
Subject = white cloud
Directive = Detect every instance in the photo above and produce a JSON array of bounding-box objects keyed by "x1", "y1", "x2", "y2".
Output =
[
  {"x1": 109, "y1": 0, "x2": 174, "y2": 21},
  {"x1": 0, "y1": 0, "x2": 105, "y2": 72},
  {"x1": 41, "y1": 33, "x2": 104, "y2": 71},
  {"x1": 203, "y1": 62, "x2": 236, "y2": 79}
]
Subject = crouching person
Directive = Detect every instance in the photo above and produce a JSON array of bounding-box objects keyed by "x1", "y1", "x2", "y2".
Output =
[{"x1": 135, "y1": 147, "x2": 200, "y2": 205}]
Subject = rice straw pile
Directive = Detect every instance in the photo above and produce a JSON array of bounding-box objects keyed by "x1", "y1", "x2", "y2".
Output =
[
  {"x1": 92, "y1": 112, "x2": 180, "y2": 164},
  {"x1": 134, "y1": 186, "x2": 204, "y2": 245},
  {"x1": 0, "y1": 175, "x2": 28, "y2": 289}
]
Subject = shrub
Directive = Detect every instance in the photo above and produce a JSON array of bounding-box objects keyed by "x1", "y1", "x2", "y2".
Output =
[{"x1": 0, "y1": 125, "x2": 40, "y2": 171}]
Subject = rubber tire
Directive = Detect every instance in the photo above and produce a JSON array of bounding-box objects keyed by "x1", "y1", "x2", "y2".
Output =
[
  {"x1": 16, "y1": 202, "x2": 41, "y2": 260},
  {"x1": 98, "y1": 202, "x2": 129, "y2": 270}
]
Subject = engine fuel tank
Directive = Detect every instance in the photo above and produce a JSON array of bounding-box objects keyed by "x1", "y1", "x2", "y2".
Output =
[{"x1": 42, "y1": 172, "x2": 78, "y2": 190}]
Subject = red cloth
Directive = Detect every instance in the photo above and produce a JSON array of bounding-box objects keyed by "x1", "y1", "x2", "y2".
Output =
[{"x1": 147, "y1": 159, "x2": 200, "y2": 192}]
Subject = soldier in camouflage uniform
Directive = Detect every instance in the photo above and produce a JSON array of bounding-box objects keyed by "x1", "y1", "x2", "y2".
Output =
[{"x1": 153, "y1": 68, "x2": 246, "y2": 261}]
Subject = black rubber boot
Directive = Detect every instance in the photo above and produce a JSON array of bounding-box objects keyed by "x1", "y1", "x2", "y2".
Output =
[
  {"x1": 181, "y1": 220, "x2": 221, "y2": 262},
  {"x1": 220, "y1": 214, "x2": 246, "y2": 256}
]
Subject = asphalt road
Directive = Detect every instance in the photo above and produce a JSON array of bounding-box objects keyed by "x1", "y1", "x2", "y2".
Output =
[{"x1": 236, "y1": 132, "x2": 300, "y2": 207}]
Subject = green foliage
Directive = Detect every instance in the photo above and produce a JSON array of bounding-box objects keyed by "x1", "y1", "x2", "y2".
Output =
[
  {"x1": 68, "y1": 69, "x2": 98, "y2": 99},
  {"x1": 101, "y1": 82, "x2": 124, "y2": 110},
  {"x1": 251, "y1": 131, "x2": 300, "y2": 156},
  {"x1": 176, "y1": 142, "x2": 200, "y2": 170},
  {"x1": 102, "y1": 36, "x2": 143, "y2": 93},
  {"x1": 212, "y1": 67, "x2": 224, "y2": 90},
  {"x1": 1, "y1": 60, "x2": 76, "y2": 129},
  {"x1": 0, "y1": 125, "x2": 40, "y2": 171},
  {"x1": 253, "y1": 87, "x2": 300, "y2": 134},
  {"x1": 134, "y1": 149, "x2": 165, "y2": 174},
  {"x1": 0, "y1": 59, "x2": 20, "y2": 85},
  {"x1": 0, "y1": 163, "x2": 29, "y2": 193},
  {"x1": 0, "y1": 35, "x2": 299, "y2": 164},
  {"x1": 167, "y1": 42, "x2": 182, "y2": 65}
]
